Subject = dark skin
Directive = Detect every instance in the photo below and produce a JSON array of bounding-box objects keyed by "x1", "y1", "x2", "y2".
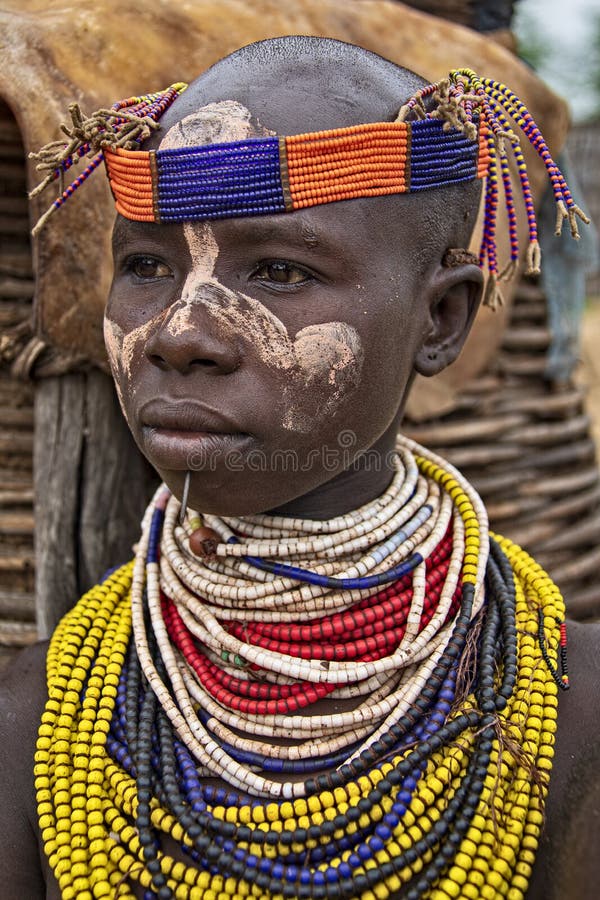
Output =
[{"x1": 1, "y1": 36, "x2": 599, "y2": 899}]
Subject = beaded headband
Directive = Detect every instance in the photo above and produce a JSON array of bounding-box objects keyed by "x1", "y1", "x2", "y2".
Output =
[{"x1": 30, "y1": 70, "x2": 588, "y2": 306}]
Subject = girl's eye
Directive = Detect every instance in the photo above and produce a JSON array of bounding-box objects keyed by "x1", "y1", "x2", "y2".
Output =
[
  {"x1": 253, "y1": 261, "x2": 312, "y2": 285},
  {"x1": 127, "y1": 256, "x2": 172, "y2": 280}
]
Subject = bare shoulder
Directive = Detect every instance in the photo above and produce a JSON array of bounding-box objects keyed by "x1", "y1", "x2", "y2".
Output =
[
  {"x1": 528, "y1": 620, "x2": 600, "y2": 900},
  {"x1": 0, "y1": 640, "x2": 49, "y2": 898}
]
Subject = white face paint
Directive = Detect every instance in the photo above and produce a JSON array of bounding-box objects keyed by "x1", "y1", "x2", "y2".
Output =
[{"x1": 105, "y1": 101, "x2": 364, "y2": 433}]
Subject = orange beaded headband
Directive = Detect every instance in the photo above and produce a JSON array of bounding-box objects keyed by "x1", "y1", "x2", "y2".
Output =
[
  {"x1": 102, "y1": 117, "x2": 491, "y2": 224},
  {"x1": 30, "y1": 70, "x2": 588, "y2": 301}
]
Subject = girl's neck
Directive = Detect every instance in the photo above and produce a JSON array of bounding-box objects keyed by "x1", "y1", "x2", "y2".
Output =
[{"x1": 267, "y1": 424, "x2": 400, "y2": 521}]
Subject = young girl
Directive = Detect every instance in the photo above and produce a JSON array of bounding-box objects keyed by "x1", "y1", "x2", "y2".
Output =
[{"x1": 1, "y1": 36, "x2": 598, "y2": 900}]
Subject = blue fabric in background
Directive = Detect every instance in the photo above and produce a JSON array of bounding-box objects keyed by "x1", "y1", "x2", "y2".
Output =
[{"x1": 539, "y1": 149, "x2": 598, "y2": 383}]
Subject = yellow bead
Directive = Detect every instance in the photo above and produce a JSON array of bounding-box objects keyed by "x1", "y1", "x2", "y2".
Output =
[
  {"x1": 307, "y1": 795, "x2": 321, "y2": 814},
  {"x1": 488, "y1": 869, "x2": 507, "y2": 890},
  {"x1": 440, "y1": 877, "x2": 462, "y2": 897},
  {"x1": 279, "y1": 801, "x2": 294, "y2": 820},
  {"x1": 510, "y1": 873, "x2": 530, "y2": 895},
  {"x1": 467, "y1": 868, "x2": 484, "y2": 888}
]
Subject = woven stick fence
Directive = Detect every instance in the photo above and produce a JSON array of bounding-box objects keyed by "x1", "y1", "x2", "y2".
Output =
[
  {"x1": 0, "y1": 100, "x2": 37, "y2": 664},
  {"x1": 405, "y1": 279, "x2": 600, "y2": 619}
]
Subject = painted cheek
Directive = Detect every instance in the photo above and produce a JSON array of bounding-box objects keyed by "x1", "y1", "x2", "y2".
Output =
[
  {"x1": 104, "y1": 309, "x2": 168, "y2": 406},
  {"x1": 103, "y1": 315, "x2": 129, "y2": 412},
  {"x1": 120, "y1": 312, "x2": 168, "y2": 385},
  {"x1": 282, "y1": 323, "x2": 364, "y2": 433},
  {"x1": 103, "y1": 315, "x2": 123, "y2": 376}
]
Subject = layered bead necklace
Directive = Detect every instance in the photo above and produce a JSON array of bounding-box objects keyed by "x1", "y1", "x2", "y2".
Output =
[{"x1": 35, "y1": 436, "x2": 568, "y2": 900}]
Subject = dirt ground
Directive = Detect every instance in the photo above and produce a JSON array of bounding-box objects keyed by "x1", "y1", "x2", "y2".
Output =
[{"x1": 580, "y1": 301, "x2": 600, "y2": 456}]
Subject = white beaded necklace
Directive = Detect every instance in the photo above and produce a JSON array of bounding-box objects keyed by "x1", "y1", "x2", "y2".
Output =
[{"x1": 130, "y1": 436, "x2": 488, "y2": 798}]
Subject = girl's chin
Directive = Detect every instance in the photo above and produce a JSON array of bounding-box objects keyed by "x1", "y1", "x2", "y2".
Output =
[
  {"x1": 141, "y1": 426, "x2": 254, "y2": 472},
  {"x1": 155, "y1": 468, "x2": 301, "y2": 519}
]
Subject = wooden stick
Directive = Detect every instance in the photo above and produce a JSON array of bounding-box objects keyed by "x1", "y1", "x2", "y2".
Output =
[
  {"x1": 0, "y1": 511, "x2": 34, "y2": 536},
  {"x1": 0, "y1": 620, "x2": 38, "y2": 646},
  {"x1": 502, "y1": 326, "x2": 551, "y2": 351},
  {"x1": 0, "y1": 432, "x2": 33, "y2": 453},
  {"x1": 0, "y1": 489, "x2": 34, "y2": 507},
  {"x1": 0, "y1": 275, "x2": 35, "y2": 299},
  {"x1": 495, "y1": 388, "x2": 583, "y2": 417},
  {"x1": 0, "y1": 551, "x2": 34, "y2": 573},
  {"x1": 0, "y1": 407, "x2": 34, "y2": 428},
  {"x1": 0, "y1": 591, "x2": 35, "y2": 620},
  {"x1": 444, "y1": 443, "x2": 522, "y2": 468},
  {"x1": 486, "y1": 496, "x2": 546, "y2": 521},
  {"x1": 504, "y1": 414, "x2": 591, "y2": 446},
  {"x1": 551, "y1": 544, "x2": 600, "y2": 585},
  {"x1": 498, "y1": 354, "x2": 548, "y2": 376},
  {"x1": 540, "y1": 484, "x2": 600, "y2": 522},
  {"x1": 563, "y1": 583, "x2": 600, "y2": 621},
  {"x1": 405, "y1": 413, "x2": 526, "y2": 446},
  {"x1": 520, "y1": 467, "x2": 599, "y2": 498},
  {"x1": 535, "y1": 512, "x2": 600, "y2": 553}
]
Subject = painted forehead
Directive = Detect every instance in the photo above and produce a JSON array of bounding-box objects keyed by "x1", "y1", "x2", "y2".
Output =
[{"x1": 158, "y1": 101, "x2": 274, "y2": 149}]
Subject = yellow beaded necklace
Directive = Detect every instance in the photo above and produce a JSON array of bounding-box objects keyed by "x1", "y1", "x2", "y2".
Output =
[{"x1": 35, "y1": 448, "x2": 566, "y2": 900}]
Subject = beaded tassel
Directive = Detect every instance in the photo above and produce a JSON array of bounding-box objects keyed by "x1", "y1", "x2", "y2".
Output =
[
  {"x1": 449, "y1": 70, "x2": 589, "y2": 286},
  {"x1": 36, "y1": 436, "x2": 568, "y2": 900},
  {"x1": 29, "y1": 84, "x2": 187, "y2": 235}
]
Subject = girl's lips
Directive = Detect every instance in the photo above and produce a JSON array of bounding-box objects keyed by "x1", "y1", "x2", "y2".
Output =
[
  {"x1": 139, "y1": 398, "x2": 246, "y2": 434},
  {"x1": 141, "y1": 426, "x2": 253, "y2": 470}
]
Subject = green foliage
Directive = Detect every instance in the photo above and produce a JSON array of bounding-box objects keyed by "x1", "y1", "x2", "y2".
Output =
[
  {"x1": 588, "y1": 11, "x2": 600, "y2": 118},
  {"x1": 515, "y1": 8, "x2": 552, "y2": 72},
  {"x1": 514, "y1": 1, "x2": 600, "y2": 123}
]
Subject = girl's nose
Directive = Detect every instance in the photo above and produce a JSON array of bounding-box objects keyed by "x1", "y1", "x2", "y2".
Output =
[{"x1": 145, "y1": 284, "x2": 242, "y2": 375}]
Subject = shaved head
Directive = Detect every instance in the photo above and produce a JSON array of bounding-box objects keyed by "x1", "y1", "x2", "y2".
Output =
[{"x1": 151, "y1": 36, "x2": 427, "y2": 139}]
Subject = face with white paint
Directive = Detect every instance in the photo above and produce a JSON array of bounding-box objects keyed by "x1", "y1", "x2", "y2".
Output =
[{"x1": 106, "y1": 81, "x2": 482, "y2": 518}]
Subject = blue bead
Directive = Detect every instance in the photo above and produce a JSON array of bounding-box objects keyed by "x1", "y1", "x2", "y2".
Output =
[
  {"x1": 238, "y1": 549, "x2": 423, "y2": 590},
  {"x1": 309, "y1": 846, "x2": 325, "y2": 862},
  {"x1": 285, "y1": 866, "x2": 299, "y2": 883},
  {"x1": 375, "y1": 823, "x2": 392, "y2": 841},
  {"x1": 357, "y1": 843, "x2": 372, "y2": 861},
  {"x1": 337, "y1": 861, "x2": 352, "y2": 878}
]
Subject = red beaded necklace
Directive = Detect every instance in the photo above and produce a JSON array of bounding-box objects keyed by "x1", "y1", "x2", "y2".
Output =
[{"x1": 161, "y1": 528, "x2": 460, "y2": 718}]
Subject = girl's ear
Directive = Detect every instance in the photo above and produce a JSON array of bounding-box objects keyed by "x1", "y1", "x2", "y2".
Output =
[{"x1": 413, "y1": 256, "x2": 484, "y2": 377}]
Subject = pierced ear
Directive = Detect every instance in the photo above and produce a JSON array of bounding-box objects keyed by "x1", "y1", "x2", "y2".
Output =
[{"x1": 413, "y1": 257, "x2": 483, "y2": 377}]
